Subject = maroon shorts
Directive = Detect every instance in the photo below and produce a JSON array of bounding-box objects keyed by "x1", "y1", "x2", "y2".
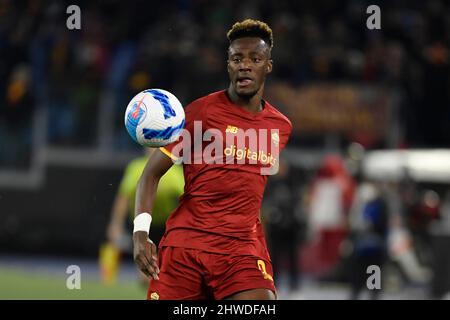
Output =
[{"x1": 147, "y1": 246, "x2": 276, "y2": 300}]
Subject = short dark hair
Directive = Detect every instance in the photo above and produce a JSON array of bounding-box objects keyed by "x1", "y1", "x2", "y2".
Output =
[{"x1": 227, "y1": 19, "x2": 273, "y2": 49}]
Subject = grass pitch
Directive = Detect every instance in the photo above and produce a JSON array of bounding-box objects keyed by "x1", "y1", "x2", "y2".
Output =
[{"x1": 0, "y1": 267, "x2": 146, "y2": 300}]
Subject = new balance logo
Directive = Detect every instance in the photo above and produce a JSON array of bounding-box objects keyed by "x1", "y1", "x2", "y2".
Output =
[{"x1": 225, "y1": 125, "x2": 239, "y2": 133}]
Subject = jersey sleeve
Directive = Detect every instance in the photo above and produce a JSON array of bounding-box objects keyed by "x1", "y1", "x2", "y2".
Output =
[
  {"x1": 279, "y1": 118, "x2": 293, "y2": 151},
  {"x1": 159, "y1": 98, "x2": 206, "y2": 162}
]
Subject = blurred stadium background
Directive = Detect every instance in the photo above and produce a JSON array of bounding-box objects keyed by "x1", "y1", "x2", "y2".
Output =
[{"x1": 1, "y1": 0, "x2": 450, "y2": 299}]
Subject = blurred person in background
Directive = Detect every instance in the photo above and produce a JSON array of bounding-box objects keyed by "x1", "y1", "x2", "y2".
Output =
[
  {"x1": 102, "y1": 147, "x2": 184, "y2": 285},
  {"x1": 347, "y1": 180, "x2": 389, "y2": 299},
  {"x1": 386, "y1": 173, "x2": 431, "y2": 290},
  {"x1": 408, "y1": 189, "x2": 440, "y2": 267},
  {"x1": 306, "y1": 155, "x2": 355, "y2": 275},
  {"x1": 387, "y1": 214, "x2": 431, "y2": 289},
  {"x1": 263, "y1": 160, "x2": 305, "y2": 293}
]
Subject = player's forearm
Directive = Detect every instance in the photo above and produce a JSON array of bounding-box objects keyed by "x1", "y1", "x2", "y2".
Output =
[
  {"x1": 133, "y1": 171, "x2": 161, "y2": 280},
  {"x1": 134, "y1": 148, "x2": 174, "y2": 218},
  {"x1": 134, "y1": 173, "x2": 160, "y2": 217}
]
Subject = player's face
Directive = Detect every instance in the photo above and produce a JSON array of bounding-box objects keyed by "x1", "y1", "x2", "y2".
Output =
[{"x1": 227, "y1": 37, "x2": 273, "y2": 98}]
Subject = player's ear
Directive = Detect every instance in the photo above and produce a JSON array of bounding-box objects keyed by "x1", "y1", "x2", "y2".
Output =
[{"x1": 266, "y1": 60, "x2": 273, "y2": 74}]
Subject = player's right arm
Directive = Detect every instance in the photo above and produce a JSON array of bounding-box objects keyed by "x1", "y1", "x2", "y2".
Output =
[{"x1": 133, "y1": 149, "x2": 174, "y2": 280}]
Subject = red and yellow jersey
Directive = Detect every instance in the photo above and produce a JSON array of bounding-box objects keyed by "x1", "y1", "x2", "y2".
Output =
[{"x1": 159, "y1": 90, "x2": 292, "y2": 257}]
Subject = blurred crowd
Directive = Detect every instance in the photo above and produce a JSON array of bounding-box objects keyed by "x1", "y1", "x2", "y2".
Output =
[{"x1": 1, "y1": 0, "x2": 450, "y2": 168}]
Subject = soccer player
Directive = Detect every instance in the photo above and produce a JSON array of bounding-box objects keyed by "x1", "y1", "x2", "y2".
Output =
[{"x1": 133, "y1": 19, "x2": 292, "y2": 300}]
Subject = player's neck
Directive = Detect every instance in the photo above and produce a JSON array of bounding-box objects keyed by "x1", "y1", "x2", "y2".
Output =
[{"x1": 227, "y1": 86, "x2": 264, "y2": 114}]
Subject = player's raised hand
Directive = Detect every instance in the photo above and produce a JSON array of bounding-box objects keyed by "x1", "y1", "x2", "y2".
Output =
[{"x1": 133, "y1": 231, "x2": 159, "y2": 280}]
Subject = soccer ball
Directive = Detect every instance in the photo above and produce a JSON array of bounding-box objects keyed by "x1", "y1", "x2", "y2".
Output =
[{"x1": 124, "y1": 89, "x2": 185, "y2": 147}]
